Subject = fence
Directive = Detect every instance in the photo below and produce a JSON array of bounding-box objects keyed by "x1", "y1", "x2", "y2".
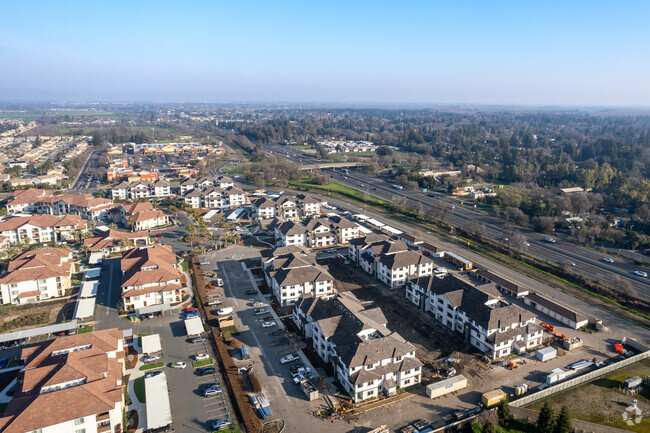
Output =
[{"x1": 511, "y1": 349, "x2": 650, "y2": 407}]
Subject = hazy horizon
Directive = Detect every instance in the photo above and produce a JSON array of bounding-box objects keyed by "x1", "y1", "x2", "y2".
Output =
[{"x1": 1, "y1": 1, "x2": 649, "y2": 106}]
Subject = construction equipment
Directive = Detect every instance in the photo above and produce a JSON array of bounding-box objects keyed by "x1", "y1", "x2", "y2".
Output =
[
  {"x1": 614, "y1": 343, "x2": 627, "y2": 355},
  {"x1": 507, "y1": 361, "x2": 518, "y2": 370},
  {"x1": 540, "y1": 322, "x2": 555, "y2": 333}
]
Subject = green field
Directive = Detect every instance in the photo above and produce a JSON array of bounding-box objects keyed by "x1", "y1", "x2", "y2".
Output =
[
  {"x1": 288, "y1": 179, "x2": 388, "y2": 207},
  {"x1": 0, "y1": 110, "x2": 120, "y2": 122},
  {"x1": 290, "y1": 144, "x2": 312, "y2": 150},
  {"x1": 193, "y1": 359, "x2": 214, "y2": 368},
  {"x1": 133, "y1": 377, "x2": 146, "y2": 403}
]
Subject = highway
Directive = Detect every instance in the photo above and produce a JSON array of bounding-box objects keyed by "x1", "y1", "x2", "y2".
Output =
[{"x1": 263, "y1": 143, "x2": 650, "y2": 301}]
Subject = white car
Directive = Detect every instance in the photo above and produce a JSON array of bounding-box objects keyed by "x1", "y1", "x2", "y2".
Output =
[
  {"x1": 545, "y1": 237, "x2": 556, "y2": 243},
  {"x1": 142, "y1": 355, "x2": 160, "y2": 363},
  {"x1": 433, "y1": 267, "x2": 447, "y2": 275},
  {"x1": 633, "y1": 270, "x2": 648, "y2": 277},
  {"x1": 204, "y1": 387, "x2": 223, "y2": 397},
  {"x1": 171, "y1": 361, "x2": 187, "y2": 369},
  {"x1": 199, "y1": 261, "x2": 210, "y2": 265},
  {"x1": 602, "y1": 257, "x2": 614, "y2": 263},
  {"x1": 261, "y1": 321, "x2": 276, "y2": 328},
  {"x1": 195, "y1": 353, "x2": 209, "y2": 361},
  {"x1": 280, "y1": 354, "x2": 300, "y2": 364}
]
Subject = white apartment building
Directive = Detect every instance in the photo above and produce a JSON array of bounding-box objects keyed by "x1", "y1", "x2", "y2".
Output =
[
  {"x1": 376, "y1": 250, "x2": 434, "y2": 287},
  {"x1": 250, "y1": 197, "x2": 277, "y2": 219},
  {"x1": 0, "y1": 248, "x2": 74, "y2": 305},
  {"x1": 0, "y1": 214, "x2": 87, "y2": 246},
  {"x1": 275, "y1": 221, "x2": 308, "y2": 247},
  {"x1": 179, "y1": 176, "x2": 234, "y2": 194},
  {"x1": 120, "y1": 245, "x2": 182, "y2": 311},
  {"x1": 182, "y1": 185, "x2": 246, "y2": 209},
  {"x1": 407, "y1": 274, "x2": 542, "y2": 359},
  {"x1": 294, "y1": 294, "x2": 422, "y2": 402}
]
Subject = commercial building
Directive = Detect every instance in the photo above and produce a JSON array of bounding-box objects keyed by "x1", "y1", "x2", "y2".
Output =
[
  {"x1": 0, "y1": 248, "x2": 74, "y2": 305},
  {"x1": 0, "y1": 328, "x2": 125, "y2": 433}
]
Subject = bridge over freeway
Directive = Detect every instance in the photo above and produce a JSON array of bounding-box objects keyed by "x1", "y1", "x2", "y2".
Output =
[{"x1": 298, "y1": 162, "x2": 363, "y2": 170}]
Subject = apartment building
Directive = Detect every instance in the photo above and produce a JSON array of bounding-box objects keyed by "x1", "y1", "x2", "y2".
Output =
[
  {"x1": 264, "y1": 248, "x2": 335, "y2": 305},
  {"x1": 179, "y1": 176, "x2": 234, "y2": 194},
  {"x1": 471, "y1": 269, "x2": 529, "y2": 298},
  {"x1": 250, "y1": 197, "x2": 277, "y2": 219},
  {"x1": 274, "y1": 215, "x2": 360, "y2": 248},
  {"x1": 120, "y1": 245, "x2": 182, "y2": 311},
  {"x1": 110, "y1": 180, "x2": 172, "y2": 200},
  {"x1": 407, "y1": 274, "x2": 542, "y2": 359},
  {"x1": 295, "y1": 194, "x2": 322, "y2": 215},
  {"x1": 0, "y1": 329, "x2": 125, "y2": 433},
  {"x1": 275, "y1": 221, "x2": 308, "y2": 247},
  {"x1": 0, "y1": 248, "x2": 74, "y2": 305},
  {"x1": 182, "y1": 185, "x2": 246, "y2": 209},
  {"x1": 5, "y1": 188, "x2": 116, "y2": 221},
  {"x1": 120, "y1": 202, "x2": 170, "y2": 232},
  {"x1": 293, "y1": 293, "x2": 422, "y2": 402},
  {"x1": 251, "y1": 194, "x2": 324, "y2": 220},
  {"x1": 0, "y1": 214, "x2": 87, "y2": 245},
  {"x1": 275, "y1": 197, "x2": 300, "y2": 220},
  {"x1": 84, "y1": 229, "x2": 152, "y2": 256}
]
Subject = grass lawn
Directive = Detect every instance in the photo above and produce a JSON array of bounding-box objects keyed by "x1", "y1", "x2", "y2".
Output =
[
  {"x1": 193, "y1": 359, "x2": 214, "y2": 368},
  {"x1": 290, "y1": 144, "x2": 311, "y2": 150},
  {"x1": 133, "y1": 377, "x2": 146, "y2": 403},
  {"x1": 214, "y1": 427, "x2": 241, "y2": 433},
  {"x1": 343, "y1": 151, "x2": 376, "y2": 156},
  {"x1": 139, "y1": 362, "x2": 164, "y2": 371},
  {"x1": 78, "y1": 325, "x2": 94, "y2": 334},
  {"x1": 180, "y1": 261, "x2": 189, "y2": 272},
  {"x1": 220, "y1": 325, "x2": 239, "y2": 339},
  {"x1": 288, "y1": 179, "x2": 388, "y2": 207}
]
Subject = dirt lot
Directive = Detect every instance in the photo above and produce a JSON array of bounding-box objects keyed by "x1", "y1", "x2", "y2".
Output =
[
  {"x1": 527, "y1": 359, "x2": 650, "y2": 432},
  {"x1": 0, "y1": 299, "x2": 73, "y2": 333}
]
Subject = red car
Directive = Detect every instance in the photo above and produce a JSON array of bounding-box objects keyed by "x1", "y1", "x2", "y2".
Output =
[
  {"x1": 154, "y1": 233, "x2": 164, "y2": 238},
  {"x1": 185, "y1": 307, "x2": 198, "y2": 313}
]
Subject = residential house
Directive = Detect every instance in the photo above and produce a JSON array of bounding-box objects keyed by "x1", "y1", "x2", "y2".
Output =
[
  {"x1": 295, "y1": 194, "x2": 322, "y2": 215},
  {"x1": 275, "y1": 221, "x2": 308, "y2": 247},
  {"x1": 275, "y1": 197, "x2": 299, "y2": 220},
  {"x1": 0, "y1": 215, "x2": 88, "y2": 246},
  {"x1": 293, "y1": 293, "x2": 422, "y2": 402},
  {"x1": 406, "y1": 274, "x2": 542, "y2": 359},
  {"x1": 120, "y1": 245, "x2": 182, "y2": 311},
  {"x1": 120, "y1": 202, "x2": 170, "y2": 232},
  {"x1": 250, "y1": 197, "x2": 277, "y2": 219},
  {"x1": 0, "y1": 329, "x2": 125, "y2": 433},
  {"x1": 0, "y1": 248, "x2": 74, "y2": 305}
]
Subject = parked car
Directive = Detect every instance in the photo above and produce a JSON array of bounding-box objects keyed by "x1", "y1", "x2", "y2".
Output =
[
  {"x1": 245, "y1": 289, "x2": 258, "y2": 295},
  {"x1": 261, "y1": 321, "x2": 276, "y2": 328},
  {"x1": 208, "y1": 300, "x2": 223, "y2": 306},
  {"x1": 633, "y1": 270, "x2": 648, "y2": 277},
  {"x1": 211, "y1": 419, "x2": 231, "y2": 430},
  {"x1": 190, "y1": 337, "x2": 206, "y2": 343},
  {"x1": 171, "y1": 361, "x2": 187, "y2": 369},
  {"x1": 215, "y1": 307, "x2": 234, "y2": 316},
  {"x1": 199, "y1": 261, "x2": 210, "y2": 265},
  {"x1": 153, "y1": 233, "x2": 164, "y2": 238},
  {"x1": 280, "y1": 354, "x2": 300, "y2": 364},
  {"x1": 144, "y1": 370, "x2": 165, "y2": 379},
  {"x1": 203, "y1": 387, "x2": 223, "y2": 397},
  {"x1": 200, "y1": 382, "x2": 221, "y2": 390},
  {"x1": 254, "y1": 308, "x2": 268, "y2": 315},
  {"x1": 270, "y1": 330, "x2": 285, "y2": 337},
  {"x1": 602, "y1": 257, "x2": 614, "y2": 263},
  {"x1": 433, "y1": 267, "x2": 447, "y2": 275},
  {"x1": 17, "y1": 338, "x2": 28, "y2": 346},
  {"x1": 185, "y1": 307, "x2": 198, "y2": 313},
  {"x1": 196, "y1": 367, "x2": 216, "y2": 376},
  {"x1": 142, "y1": 355, "x2": 161, "y2": 363},
  {"x1": 195, "y1": 353, "x2": 209, "y2": 361},
  {"x1": 0, "y1": 358, "x2": 8, "y2": 369},
  {"x1": 217, "y1": 278, "x2": 224, "y2": 286}
]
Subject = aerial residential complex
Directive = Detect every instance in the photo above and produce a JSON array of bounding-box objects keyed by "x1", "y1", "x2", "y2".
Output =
[
  {"x1": 6, "y1": 188, "x2": 116, "y2": 221},
  {"x1": 0, "y1": 214, "x2": 87, "y2": 245}
]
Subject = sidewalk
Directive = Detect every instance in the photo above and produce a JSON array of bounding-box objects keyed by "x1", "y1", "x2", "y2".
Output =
[{"x1": 125, "y1": 341, "x2": 147, "y2": 433}]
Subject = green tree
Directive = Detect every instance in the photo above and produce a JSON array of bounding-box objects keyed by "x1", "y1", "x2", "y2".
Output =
[
  {"x1": 33, "y1": 136, "x2": 43, "y2": 148},
  {"x1": 108, "y1": 223, "x2": 118, "y2": 230},
  {"x1": 537, "y1": 402, "x2": 555, "y2": 433},
  {"x1": 497, "y1": 399, "x2": 510, "y2": 426},
  {"x1": 482, "y1": 419, "x2": 496, "y2": 433},
  {"x1": 553, "y1": 406, "x2": 572, "y2": 433}
]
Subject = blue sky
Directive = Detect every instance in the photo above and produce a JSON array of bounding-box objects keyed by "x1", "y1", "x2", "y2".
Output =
[{"x1": 1, "y1": 1, "x2": 648, "y2": 105}]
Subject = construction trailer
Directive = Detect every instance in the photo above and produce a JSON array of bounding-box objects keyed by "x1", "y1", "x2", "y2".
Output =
[
  {"x1": 481, "y1": 389, "x2": 506, "y2": 407},
  {"x1": 536, "y1": 347, "x2": 557, "y2": 362},
  {"x1": 426, "y1": 375, "x2": 468, "y2": 399}
]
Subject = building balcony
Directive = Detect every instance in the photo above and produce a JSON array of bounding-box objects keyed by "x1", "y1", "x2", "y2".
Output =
[
  {"x1": 97, "y1": 423, "x2": 111, "y2": 433},
  {"x1": 96, "y1": 412, "x2": 110, "y2": 422}
]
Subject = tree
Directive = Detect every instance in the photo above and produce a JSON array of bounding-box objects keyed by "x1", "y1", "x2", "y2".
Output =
[
  {"x1": 553, "y1": 406, "x2": 572, "y2": 433},
  {"x1": 108, "y1": 223, "x2": 118, "y2": 230},
  {"x1": 482, "y1": 419, "x2": 497, "y2": 433},
  {"x1": 537, "y1": 402, "x2": 555, "y2": 433},
  {"x1": 33, "y1": 136, "x2": 43, "y2": 149},
  {"x1": 497, "y1": 399, "x2": 510, "y2": 426}
]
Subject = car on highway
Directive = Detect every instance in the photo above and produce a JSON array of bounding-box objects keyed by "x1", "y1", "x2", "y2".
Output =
[
  {"x1": 261, "y1": 321, "x2": 276, "y2": 328},
  {"x1": 545, "y1": 237, "x2": 556, "y2": 243},
  {"x1": 633, "y1": 270, "x2": 648, "y2": 277},
  {"x1": 211, "y1": 419, "x2": 231, "y2": 431},
  {"x1": 567, "y1": 261, "x2": 576, "y2": 266},
  {"x1": 153, "y1": 233, "x2": 164, "y2": 238},
  {"x1": 602, "y1": 257, "x2": 614, "y2": 263},
  {"x1": 199, "y1": 261, "x2": 210, "y2": 265},
  {"x1": 203, "y1": 386, "x2": 223, "y2": 397},
  {"x1": 144, "y1": 370, "x2": 165, "y2": 379},
  {"x1": 195, "y1": 353, "x2": 209, "y2": 361},
  {"x1": 280, "y1": 354, "x2": 300, "y2": 364},
  {"x1": 171, "y1": 361, "x2": 187, "y2": 369},
  {"x1": 195, "y1": 367, "x2": 216, "y2": 376},
  {"x1": 142, "y1": 355, "x2": 161, "y2": 363}
]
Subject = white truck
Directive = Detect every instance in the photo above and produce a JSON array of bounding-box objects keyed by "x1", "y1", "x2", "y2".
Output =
[{"x1": 392, "y1": 185, "x2": 404, "y2": 190}]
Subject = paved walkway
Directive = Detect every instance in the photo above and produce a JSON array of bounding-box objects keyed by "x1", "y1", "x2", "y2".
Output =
[{"x1": 125, "y1": 340, "x2": 147, "y2": 433}]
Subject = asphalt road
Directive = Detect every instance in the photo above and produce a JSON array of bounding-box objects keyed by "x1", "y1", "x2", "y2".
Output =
[{"x1": 262, "y1": 143, "x2": 650, "y2": 301}]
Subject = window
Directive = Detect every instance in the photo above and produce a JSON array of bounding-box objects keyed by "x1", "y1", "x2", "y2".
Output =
[
  {"x1": 31, "y1": 430, "x2": 42, "y2": 433},
  {"x1": 76, "y1": 430, "x2": 86, "y2": 433},
  {"x1": 74, "y1": 417, "x2": 85, "y2": 425}
]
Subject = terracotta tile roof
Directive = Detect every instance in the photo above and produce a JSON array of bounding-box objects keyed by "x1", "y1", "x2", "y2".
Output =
[
  {"x1": 16, "y1": 290, "x2": 40, "y2": 299},
  {"x1": 0, "y1": 248, "x2": 73, "y2": 284},
  {"x1": 0, "y1": 214, "x2": 87, "y2": 231},
  {"x1": 122, "y1": 282, "x2": 182, "y2": 298},
  {"x1": 130, "y1": 209, "x2": 168, "y2": 223},
  {"x1": 121, "y1": 245, "x2": 180, "y2": 289},
  {"x1": 121, "y1": 202, "x2": 154, "y2": 214}
]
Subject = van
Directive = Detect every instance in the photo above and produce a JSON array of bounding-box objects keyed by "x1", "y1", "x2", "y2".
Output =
[
  {"x1": 217, "y1": 278, "x2": 224, "y2": 287},
  {"x1": 216, "y1": 307, "x2": 234, "y2": 316}
]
